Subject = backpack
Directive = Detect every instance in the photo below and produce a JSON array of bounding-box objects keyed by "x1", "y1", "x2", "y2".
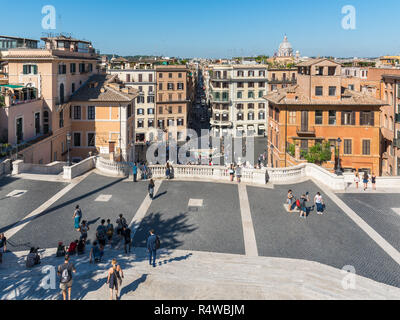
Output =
[
  {"x1": 296, "y1": 199, "x2": 301, "y2": 208},
  {"x1": 60, "y1": 264, "x2": 71, "y2": 283},
  {"x1": 155, "y1": 236, "x2": 160, "y2": 250}
]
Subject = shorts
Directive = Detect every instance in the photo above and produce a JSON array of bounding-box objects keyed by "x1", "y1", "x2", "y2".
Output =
[
  {"x1": 60, "y1": 280, "x2": 73, "y2": 291},
  {"x1": 98, "y1": 239, "x2": 106, "y2": 247}
]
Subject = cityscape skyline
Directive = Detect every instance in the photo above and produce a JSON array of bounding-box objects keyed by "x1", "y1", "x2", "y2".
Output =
[{"x1": 0, "y1": 0, "x2": 399, "y2": 58}]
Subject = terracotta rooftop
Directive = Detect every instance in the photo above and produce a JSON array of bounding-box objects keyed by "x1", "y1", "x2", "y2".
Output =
[
  {"x1": 264, "y1": 85, "x2": 386, "y2": 106},
  {"x1": 296, "y1": 58, "x2": 340, "y2": 67},
  {"x1": 70, "y1": 74, "x2": 138, "y2": 103}
]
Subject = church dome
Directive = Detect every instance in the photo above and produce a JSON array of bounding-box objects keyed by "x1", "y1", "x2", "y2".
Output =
[{"x1": 278, "y1": 36, "x2": 294, "y2": 57}]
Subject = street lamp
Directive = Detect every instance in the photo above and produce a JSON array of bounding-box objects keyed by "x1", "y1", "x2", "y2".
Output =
[
  {"x1": 66, "y1": 132, "x2": 71, "y2": 166},
  {"x1": 336, "y1": 137, "x2": 342, "y2": 176}
]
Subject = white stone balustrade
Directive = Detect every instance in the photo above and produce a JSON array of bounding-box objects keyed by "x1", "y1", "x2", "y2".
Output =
[
  {"x1": 0, "y1": 159, "x2": 11, "y2": 177},
  {"x1": 13, "y1": 160, "x2": 67, "y2": 175},
  {"x1": 63, "y1": 156, "x2": 96, "y2": 180}
]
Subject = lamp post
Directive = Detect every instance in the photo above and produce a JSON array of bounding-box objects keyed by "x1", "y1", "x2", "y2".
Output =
[
  {"x1": 336, "y1": 137, "x2": 342, "y2": 176},
  {"x1": 66, "y1": 132, "x2": 71, "y2": 166}
]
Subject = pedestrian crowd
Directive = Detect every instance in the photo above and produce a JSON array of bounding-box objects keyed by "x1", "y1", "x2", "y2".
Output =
[
  {"x1": 286, "y1": 190, "x2": 326, "y2": 219},
  {"x1": 354, "y1": 171, "x2": 376, "y2": 191}
]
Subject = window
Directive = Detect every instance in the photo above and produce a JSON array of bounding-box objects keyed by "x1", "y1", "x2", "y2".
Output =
[
  {"x1": 315, "y1": 110, "x2": 323, "y2": 125},
  {"x1": 159, "y1": 73, "x2": 163, "y2": 78},
  {"x1": 248, "y1": 112, "x2": 254, "y2": 121},
  {"x1": 138, "y1": 74, "x2": 143, "y2": 82},
  {"x1": 148, "y1": 119, "x2": 154, "y2": 127},
  {"x1": 258, "y1": 103, "x2": 265, "y2": 109},
  {"x1": 178, "y1": 73, "x2": 182, "y2": 78},
  {"x1": 315, "y1": 86, "x2": 323, "y2": 96},
  {"x1": 360, "y1": 111, "x2": 374, "y2": 126},
  {"x1": 158, "y1": 120, "x2": 165, "y2": 128},
  {"x1": 344, "y1": 139, "x2": 352, "y2": 155},
  {"x1": 259, "y1": 70, "x2": 265, "y2": 77},
  {"x1": 59, "y1": 110, "x2": 64, "y2": 129},
  {"x1": 248, "y1": 71, "x2": 255, "y2": 77},
  {"x1": 177, "y1": 118, "x2": 184, "y2": 126},
  {"x1": 237, "y1": 92, "x2": 242, "y2": 99},
  {"x1": 341, "y1": 111, "x2": 355, "y2": 125},
  {"x1": 149, "y1": 74, "x2": 153, "y2": 82},
  {"x1": 248, "y1": 91, "x2": 254, "y2": 99},
  {"x1": 362, "y1": 140, "x2": 371, "y2": 155},
  {"x1": 329, "y1": 111, "x2": 336, "y2": 125},
  {"x1": 159, "y1": 83, "x2": 163, "y2": 90},
  {"x1": 237, "y1": 82, "x2": 244, "y2": 88},
  {"x1": 168, "y1": 106, "x2": 173, "y2": 114},
  {"x1": 237, "y1": 113, "x2": 244, "y2": 121},
  {"x1": 248, "y1": 103, "x2": 254, "y2": 109},
  {"x1": 259, "y1": 82, "x2": 265, "y2": 88},
  {"x1": 127, "y1": 104, "x2": 132, "y2": 118},
  {"x1": 88, "y1": 64, "x2": 93, "y2": 72},
  {"x1": 329, "y1": 86, "x2": 336, "y2": 96},
  {"x1": 328, "y1": 67, "x2": 336, "y2": 76},
  {"x1": 237, "y1": 71, "x2": 244, "y2": 77},
  {"x1": 258, "y1": 112, "x2": 265, "y2": 120},
  {"x1": 87, "y1": 106, "x2": 95, "y2": 120},
  {"x1": 168, "y1": 94, "x2": 173, "y2": 101},
  {"x1": 73, "y1": 132, "x2": 81, "y2": 147},
  {"x1": 137, "y1": 120, "x2": 144, "y2": 128},
  {"x1": 88, "y1": 133, "x2": 95, "y2": 147},
  {"x1": 137, "y1": 108, "x2": 144, "y2": 115},
  {"x1": 168, "y1": 73, "x2": 172, "y2": 78},
  {"x1": 73, "y1": 106, "x2": 81, "y2": 120},
  {"x1": 148, "y1": 108, "x2": 155, "y2": 115},
  {"x1": 289, "y1": 111, "x2": 296, "y2": 124},
  {"x1": 70, "y1": 63, "x2": 76, "y2": 73},
  {"x1": 178, "y1": 83, "x2": 184, "y2": 90},
  {"x1": 167, "y1": 119, "x2": 174, "y2": 127},
  {"x1": 23, "y1": 64, "x2": 38, "y2": 75},
  {"x1": 248, "y1": 82, "x2": 254, "y2": 88},
  {"x1": 178, "y1": 106, "x2": 182, "y2": 113},
  {"x1": 167, "y1": 83, "x2": 174, "y2": 90},
  {"x1": 258, "y1": 90, "x2": 264, "y2": 98},
  {"x1": 79, "y1": 63, "x2": 85, "y2": 73},
  {"x1": 274, "y1": 108, "x2": 280, "y2": 122},
  {"x1": 159, "y1": 107, "x2": 163, "y2": 114}
]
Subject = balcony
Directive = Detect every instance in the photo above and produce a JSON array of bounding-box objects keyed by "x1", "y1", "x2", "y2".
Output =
[{"x1": 296, "y1": 126, "x2": 316, "y2": 137}]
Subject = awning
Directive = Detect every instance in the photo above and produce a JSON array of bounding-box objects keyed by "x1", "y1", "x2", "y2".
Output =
[{"x1": 0, "y1": 84, "x2": 25, "y2": 89}]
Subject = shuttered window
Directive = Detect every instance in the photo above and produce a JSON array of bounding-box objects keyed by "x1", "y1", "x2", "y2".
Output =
[{"x1": 362, "y1": 140, "x2": 371, "y2": 155}]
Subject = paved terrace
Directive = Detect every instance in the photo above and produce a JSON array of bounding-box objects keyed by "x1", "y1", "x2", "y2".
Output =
[{"x1": 0, "y1": 170, "x2": 400, "y2": 300}]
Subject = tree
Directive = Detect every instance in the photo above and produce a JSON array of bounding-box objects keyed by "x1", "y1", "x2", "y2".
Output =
[
  {"x1": 303, "y1": 141, "x2": 331, "y2": 165},
  {"x1": 0, "y1": 95, "x2": 5, "y2": 107}
]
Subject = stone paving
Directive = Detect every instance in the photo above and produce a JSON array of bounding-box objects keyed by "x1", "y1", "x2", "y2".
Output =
[{"x1": 1, "y1": 171, "x2": 400, "y2": 299}]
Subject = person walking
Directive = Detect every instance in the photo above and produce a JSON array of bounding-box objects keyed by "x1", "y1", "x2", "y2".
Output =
[
  {"x1": 142, "y1": 163, "x2": 148, "y2": 180},
  {"x1": 371, "y1": 173, "x2": 377, "y2": 191},
  {"x1": 122, "y1": 226, "x2": 132, "y2": 254},
  {"x1": 116, "y1": 214, "x2": 128, "y2": 241},
  {"x1": 147, "y1": 229, "x2": 159, "y2": 268},
  {"x1": 166, "y1": 163, "x2": 171, "y2": 180},
  {"x1": 73, "y1": 205, "x2": 82, "y2": 230},
  {"x1": 354, "y1": 172, "x2": 360, "y2": 189},
  {"x1": 107, "y1": 259, "x2": 124, "y2": 300},
  {"x1": 235, "y1": 164, "x2": 242, "y2": 183},
  {"x1": 229, "y1": 164, "x2": 235, "y2": 182},
  {"x1": 363, "y1": 172, "x2": 369, "y2": 191},
  {"x1": 57, "y1": 255, "x2": 76, "y2": 301},
  {"x1": 106, "y1": 219, "x2": 114, "y2": 245},
  {"x1": 148, "y1": 179, "x2": 155, "y2": 200},
  {"x1": 299, "y1": 193, "x2": 310, "y2": 219},
  {"x1": 132, "y1": 163, "x2": 138, "y2": 183},
  {"x1": 89, "y1": 241, "x2": 103, "y2": 263},
  {"x1": 314, "y1": 192, "x2": 325, "y2": 215},
  {"x1": 96, "y1": 220, "x2": 107, "y2": 250},
  {"x1": 79, "y1": 220, "x2": 89, "y2": 242},
  {"x1": 0, "y1": 233, "x2": 7, "y2": 264}
]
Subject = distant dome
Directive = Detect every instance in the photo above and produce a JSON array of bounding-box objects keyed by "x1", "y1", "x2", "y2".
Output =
[{"x1": 278, "y1": 35, "x2": 294, "y2": 57}]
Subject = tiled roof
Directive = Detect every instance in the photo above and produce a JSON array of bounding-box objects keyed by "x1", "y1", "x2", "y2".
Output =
[
  {"x1": 264, "y1": 85, "x2": 386, "y2": 106},
  {"x1": 70, "y1": 74, "x2": 138, "y2": 102},
  {"x1": 296, "y1": 58, "x2": 340, "y2": 67}
]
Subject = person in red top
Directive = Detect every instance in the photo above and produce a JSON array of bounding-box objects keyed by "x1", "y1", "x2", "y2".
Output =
[{"x1": 67, "y1": 240, "x2": 78, "y2": 255}]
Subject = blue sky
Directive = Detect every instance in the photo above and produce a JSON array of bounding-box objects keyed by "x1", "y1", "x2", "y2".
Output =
[{"x1": 1, "y1": 0, "x2": 399, "y2": 58}]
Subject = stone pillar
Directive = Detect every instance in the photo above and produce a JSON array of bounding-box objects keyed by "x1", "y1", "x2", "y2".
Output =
[{"x1": 295, "y1": 145, "x2": 301, "y2": 160}]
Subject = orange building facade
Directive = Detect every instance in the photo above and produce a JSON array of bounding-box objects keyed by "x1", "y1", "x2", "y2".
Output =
[{"x1": 265, "y1": 58, "x2": 386, "y2": 175}]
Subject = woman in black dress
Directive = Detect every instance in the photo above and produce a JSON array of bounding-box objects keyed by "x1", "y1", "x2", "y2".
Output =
[{"x1": 107, "y1": 259, "x2": 124, "y2": 300}]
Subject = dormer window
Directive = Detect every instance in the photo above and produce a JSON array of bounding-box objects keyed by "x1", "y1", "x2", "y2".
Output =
[{"x1": 328, "y1": 67, "x2": 336, "y2": 76}]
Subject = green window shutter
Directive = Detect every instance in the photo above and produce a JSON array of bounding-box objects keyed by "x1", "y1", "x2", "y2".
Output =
[
  {"x1": 33, "y1": 65, "x2": 38, "y2": 74},
  {"x1": 23, "y1": 65, "x2": 27, "y2": 74}
]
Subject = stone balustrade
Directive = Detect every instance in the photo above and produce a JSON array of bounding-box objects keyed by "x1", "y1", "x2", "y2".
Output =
[
  {"x1": 95, "y1": 157, "x2": 130, "y2": 177},
  {"x1": 13, "y1": 160, "x2": 67, "y2": 175},
  {"x1": 0, "y1": 159, "x2": 11, "y2": 177},
  {"x1": 63, "y1": 157, "x2": 96, "y2": 180}
]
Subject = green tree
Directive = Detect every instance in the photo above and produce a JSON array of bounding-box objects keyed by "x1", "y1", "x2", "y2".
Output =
[
  {"x1": 303, "y1": 141, "x2": 332, "y2": 165},
  {"x1": 0, "y1": 95, "x2": 5, "y2": 107}
]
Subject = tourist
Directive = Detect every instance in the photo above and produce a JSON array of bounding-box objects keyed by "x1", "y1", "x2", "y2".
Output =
[
  {"x1": 79, "y1": 220, "x2": 89, "y2": 242},
  {"x1": 165, "y1": 163, "x2": 171, "y2": 179},
  {"x1": 0, "y1": 233, "x2": 7, "y2": 264},
  {"x1": 57, "y1": 255, "x2": 76, "y2": 301},
  {"x1": 363, "y1": 172, "x2": 369, "y2": 191},
  {"x1": 142, "y1": 163, "x2": 148, "y2": 180},
  {"x1": 132, "y1": 163, "x2": 138, "y2": 183},
  {"x1": 371, "y1": 173, "x2": 377, "y2": 191},
  {"x1": 56, "y1": 242, "x2": 66, "y2": 258},
  {"x1": 73, "y1": 205, "x2": 82, "y2": 230},
  {"x1": 287, "y1": 190, "x2": 294, "y2": 211},
  {"x1": 148, "y1": 179, "x2": 155, "y2": 200},
  {"x1": 122, "y1": 226, "x2": 132, "y2": 254},
  {"x1": 147, "y1": 229, "x2": 159, "y2": 268},
  {"x1": 107, "y1": 259, "x2": 124, "y2": 300},
  {"x1": 314, "y1": 192, "x2": 325, "y2": 215},
  {"x1": 26, "y1": 247, "x2": 41, "y2": 268},
  {"x1": 106, "y1": 219, "x2": 114, "y2": 245},
  {"x1": 77, "y1": 239, "x2": 85, "y2": 255},
  {"x1": 96, "y1": 220, "x2": 107, "y2": 250},
  {"x1": 354, "y1": 172, "x2": 360, "y2": 189},
  {"x1": 67, "y1": 240, "x2": 78, "y2": 255},
  {"x1": 299, "y1": 193, "x2": 310, "y2": 219},
  {"x1": 116, "y1": 214, "x2": 128, "y2": 240},
  {"x1": 229, "y1": 164, "x2": 235, "y2": 182},
  {"x1": 89, "y1": 241, "x2": 103, "y2": 263},
  {"x1": 235, "y1": 164, "x2": 242, "y2": 183}
]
